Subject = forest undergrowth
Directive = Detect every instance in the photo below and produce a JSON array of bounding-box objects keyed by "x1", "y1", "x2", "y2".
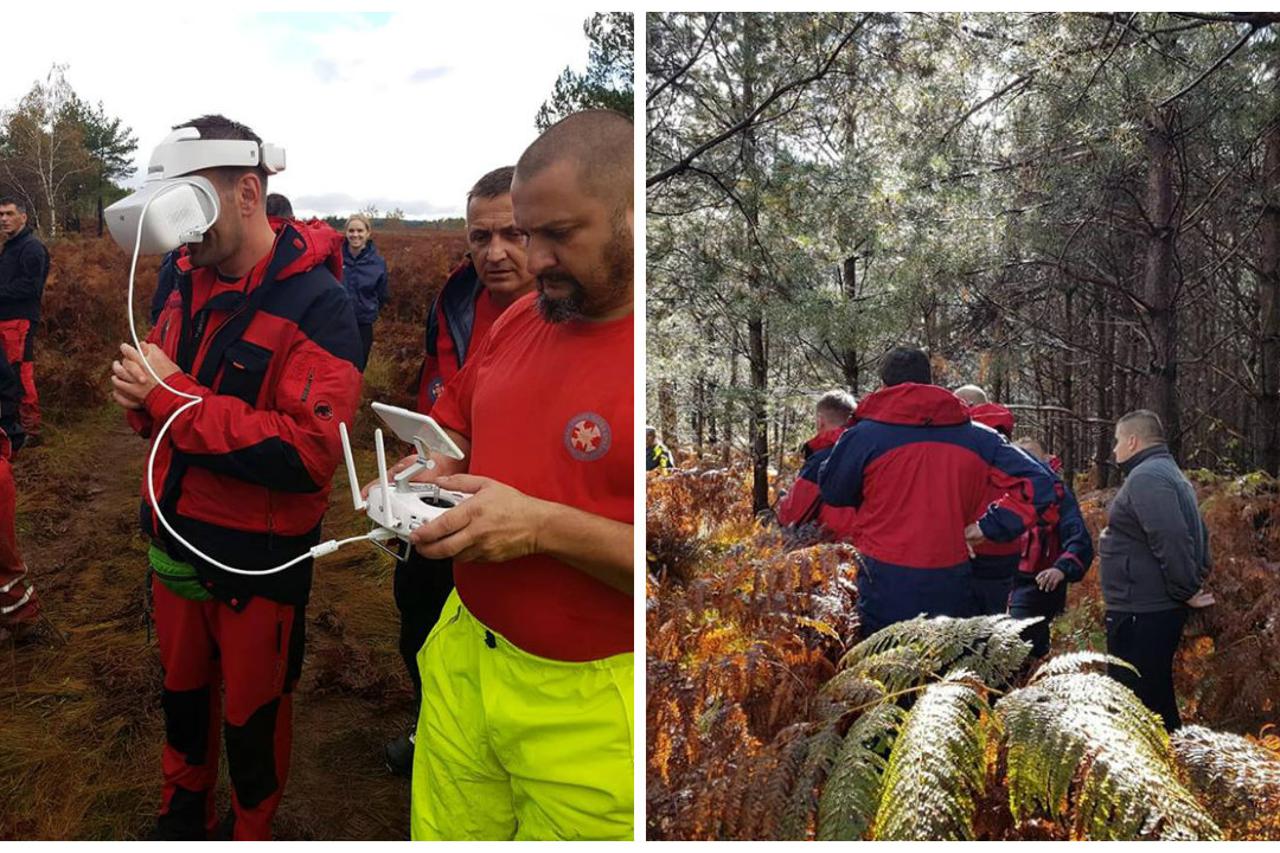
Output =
[{"x1": 646, "y1": 459, "x2": 1280, "y2": 840}]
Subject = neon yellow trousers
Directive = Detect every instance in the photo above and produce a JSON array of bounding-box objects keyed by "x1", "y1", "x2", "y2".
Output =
[{"x1": 410, "y1": 589, "x2": 634, "y2": 840}]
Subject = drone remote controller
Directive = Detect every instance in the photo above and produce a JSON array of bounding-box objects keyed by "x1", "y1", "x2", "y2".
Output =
[{"x1": 340, "y1": 402, "x2": 471, "y2": 562}]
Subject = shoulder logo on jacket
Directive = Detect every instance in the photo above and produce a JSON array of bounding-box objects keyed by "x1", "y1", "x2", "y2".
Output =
[{"x1": 564, "y1": 412, "x2": 611, "y2": 462}]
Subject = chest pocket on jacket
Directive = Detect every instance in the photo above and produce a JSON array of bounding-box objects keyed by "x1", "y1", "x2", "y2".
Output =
[{"x1": 218, "y1": 340, "x2": 273, "y2": 407}]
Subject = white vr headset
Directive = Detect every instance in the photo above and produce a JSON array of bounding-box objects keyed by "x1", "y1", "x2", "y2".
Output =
[{"x1": 105, "y1": 127, "x2": 287, "y2": 255}]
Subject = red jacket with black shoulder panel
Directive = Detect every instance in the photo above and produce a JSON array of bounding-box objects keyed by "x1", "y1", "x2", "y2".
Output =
[{"x1": 127, "y1": 219, "x2": 363, "y2": 607}]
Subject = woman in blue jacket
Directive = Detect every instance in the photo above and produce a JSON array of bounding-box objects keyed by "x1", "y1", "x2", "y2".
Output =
[{"x1": 342, "y1": 214, "x2": 388, "y2": 367}]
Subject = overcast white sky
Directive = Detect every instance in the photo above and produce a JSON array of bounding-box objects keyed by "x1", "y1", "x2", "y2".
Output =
[{"x1": 1, "y1": 8, "x2": 601, "y2": 219}]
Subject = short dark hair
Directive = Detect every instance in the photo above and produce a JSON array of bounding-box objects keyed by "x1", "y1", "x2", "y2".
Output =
[
  {"x1": 468, "y1": 166, "x2": 515, "y2": 204},
  {"x1": 516, "y1": 110, "x2": 632, "y2": 210},
  {"x1": 816, "y1": 390, "x2": 856, "y2": 424},
  {"x1": 173, "y1": 114, "x2": 268, "y2": 191},
  {"x1": 265, "y1": 193, "x2": 293, "y2": 218},
  {"x1": 1117, "y1": 409, "x2": 1165, "y2": 443},
  {"x1": 0, "y1": 196, "x2": 26, "y2": 213},
  {"x1": 880, "y1": 347, "x2": 932, "y2": 387}
]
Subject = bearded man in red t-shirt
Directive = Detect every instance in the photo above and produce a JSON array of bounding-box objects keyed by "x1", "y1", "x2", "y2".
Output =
[
  {"x1": 383, "y1": 166, "x2": 537, "y2": 778},
  {"x1": 374, "y1": 110, "x2": 633, "y2": 840}
]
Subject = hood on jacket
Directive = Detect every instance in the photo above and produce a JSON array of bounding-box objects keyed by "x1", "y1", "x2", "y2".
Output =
[
  {"x1": 273, "y1": 216, "x2": 344, "y2": 280},
  {"x1": 806, "y1": 426, "x2": 848, "y2": 454},
  {"x1": 854, "y1": 383, "x2": 971, "y2": 428},
  {"x1": 968, "y1": 402, "x2": 1015, "y2": 437}
]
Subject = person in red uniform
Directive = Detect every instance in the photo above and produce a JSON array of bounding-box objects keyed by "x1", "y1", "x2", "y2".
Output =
[
  {"x1": 110, "y1": 115, "x2": 362, "y2": 841},
  {"x1": 1010, "y1": 437, "x2": 1094, "y2": 657},
  {"x1": 776, "y1": 390, "x2": 859, "y2": 541},
  {"x1": 819, "y1": 349, "x2": 1060, "y2": 638},
  {"x1": 0, "y1": 197, "x2": 48, "y2": 438},
  {"x1": 954, "y1": 384, "x2": 1024, "y2": 615},
  {"x1": 374, "y1": 110, "x2": 634, "y2": 840},
  {"x1": 0, "y1": 356, "x2": 38, "y2": 640},
  {"x1": 383, "y1": 166, "x2": 537, "y2": 777}
]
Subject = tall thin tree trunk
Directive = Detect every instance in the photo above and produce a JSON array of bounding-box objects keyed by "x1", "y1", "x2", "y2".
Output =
[
  {"x1": 1062, "y1": 287, "x2": 1076, "y2": 484},
  {"x1": 741, "y1": 14, "x2": 770, "y2": 514},
  {"x1": 841, "y1": 255, "x2": 860, "y2": 392},
  {"x1": 1094, "y1": 284, "x2": 1115, "y2": 488},
  {"x1": 1260, "y1": 115, "x2": 1280, "y2": 475},
  {"x1": 658, "y1": 379, "x2": 678, "y2": 452},
  {"x1": 1142, "y1": 109, "x2": 1182, "y2": 457}
]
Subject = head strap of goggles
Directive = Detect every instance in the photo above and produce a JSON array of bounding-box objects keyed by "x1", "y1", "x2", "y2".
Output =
[{"x1": 146, "y1": 126, "x2": 286, "y2": 181}]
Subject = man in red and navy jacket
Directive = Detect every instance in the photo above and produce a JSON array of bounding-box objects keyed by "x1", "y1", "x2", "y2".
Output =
[
  {"x1": 415, "y1": 166, "x2": 535, "y2": 415},
  {"x1": 954, "y1": 385, "x2": 1024, "y2": 615},
  {"x1": 386, "y1": 165, "x2": 537, "y2": 778},
  {"x1": 819, "y1": 348, "x2": 1060, "y2": 638},
  {"x1": 0, "y1": 197, "x2": 49, "y2": 438},
  {"x1": 776, "y1": 389, "x2": 859, "y2": 542},
  {"x1": 109, "y1": 115, "x2": 362, "y2": 841},
  {"x1": 1009, "y1": 438, "x2": 1094, "y2": 656}
]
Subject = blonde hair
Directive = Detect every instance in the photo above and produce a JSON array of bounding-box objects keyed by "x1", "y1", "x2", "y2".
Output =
[{"x1": 345, "y1": 214, "x2": 373, "y2": 233}]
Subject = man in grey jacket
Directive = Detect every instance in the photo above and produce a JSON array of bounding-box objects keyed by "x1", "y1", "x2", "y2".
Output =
[{"x1": 1099, "y1": 409, "x2": 1211, "y2": 730}]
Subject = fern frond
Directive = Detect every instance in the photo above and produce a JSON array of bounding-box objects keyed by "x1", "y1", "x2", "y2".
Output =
[
  {"x1": 871, "y1": 671, "x2": 989, "y2": 840},
  {"x1": 779, "y1": 722, "x2": 845, "y2": 839},
  {"x1": 757, "y1": 725, "x2": 810, "y2": 839},
  {"x1": 1030, "y1": 650, "x2": 1136, "y2": 682},
  {"x1": 1172, "y1": 725, "x2": 1280, "y2": 840},
  {"x1": 820, "y1": 669, "x2": 886, "y2": 707},
  {"x1": 839, "y1": 615, "x2": 1036, "y2": 691},
  {"x1": 997, "y1": 671, "x2": 1221, "y2": 840},
  {"x1": 817, "y1": 702, "x2": 906, "y2": 840}
]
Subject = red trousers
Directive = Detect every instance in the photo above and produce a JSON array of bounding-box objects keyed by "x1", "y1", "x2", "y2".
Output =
[
  {"x1": 0, "y1": 319, "x2": 39, "y2": 434},
  {"x1": 0, "y1": 452, "x2": 38, "y2": 625},
  {"x1": 151, "y1": 577, "x2": 305, "y2": 840}
]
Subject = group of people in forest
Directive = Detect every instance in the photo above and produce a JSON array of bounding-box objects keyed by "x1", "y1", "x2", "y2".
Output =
[
  {"x1": 776, "y1": 346, "x2": 1213, "y2": 732},
  {"x1": 8, "y1": 108, "x2": 635, "y2": 842}
]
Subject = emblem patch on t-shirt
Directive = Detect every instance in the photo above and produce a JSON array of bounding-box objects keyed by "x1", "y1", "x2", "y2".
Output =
[
  {"x1": 564, "y1": 412, "x2": 612, "y2": 461},
  {"x1": 428, "y1": 376, "x2": 445, "y2": 402}
]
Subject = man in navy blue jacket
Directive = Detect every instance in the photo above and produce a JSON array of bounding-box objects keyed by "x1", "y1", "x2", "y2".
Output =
[
  {"x1": 0, "y1": 198, "x2": 48, "y2": 437},
  {"x1": 819, "y1": 347, "x2": 1060, "y2": 637}
]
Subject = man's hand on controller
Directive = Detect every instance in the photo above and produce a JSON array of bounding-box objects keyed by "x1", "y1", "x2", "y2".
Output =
[{"x1": 409, "y1": 474, "x2": 545, "y2": 563}]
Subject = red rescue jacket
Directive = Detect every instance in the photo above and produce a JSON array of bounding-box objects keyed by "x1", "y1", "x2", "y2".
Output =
[
  {"x1": 776, "y1": 426, "x2": 859, "y2": 541},
  {"x1": 819, "y1": 383, "x2": 1059, "y2": 571},
  {"x1": 968, "y1": 402, "x2": 1023, "y2": 561},
  {"x1": 128, "y1": 219, "x2": 364, "y2": 607}
]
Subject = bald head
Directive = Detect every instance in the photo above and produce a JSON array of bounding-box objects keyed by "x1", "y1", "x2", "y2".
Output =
[
  {"x1": 954, "y1": 384, "x2": 988, "y2": 405},
  {"x1": 516, "y1": 109, "x2": 633, "y2": 211}
]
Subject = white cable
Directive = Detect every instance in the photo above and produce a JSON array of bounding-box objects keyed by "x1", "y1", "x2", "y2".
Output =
[{"x1": 126, "y1": 184, "x2": 365, "y2": 575}]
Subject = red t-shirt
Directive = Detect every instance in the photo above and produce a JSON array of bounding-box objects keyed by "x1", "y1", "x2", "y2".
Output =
[
  {"x1": 421, "y1": 288, "x2": 504, "y2": 415},
  {"x1": 430, "y1": 293, "x2": 633, "y2": 661}
]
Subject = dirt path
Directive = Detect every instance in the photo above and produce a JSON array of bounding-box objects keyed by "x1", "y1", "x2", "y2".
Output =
[{"x1": 0, "y1": 406, "x2": 414, "y2": 840}]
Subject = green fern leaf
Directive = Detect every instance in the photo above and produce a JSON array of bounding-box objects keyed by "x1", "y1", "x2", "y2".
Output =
[
  {"x1": 997, "y1": 671, "x2": 1221, "y2": 840},
  {"x1": 817, "y1": 702, "x2": 907, "y2": 840},
  {"x1": 871, "y1": 671, "x2": 989, "y2": 840},
  {"x1": 839, "y1": 615, "x2": 1036, "y2": 691},
  {"x1": 1172, "y1": 725, "x2": 1280, "y2": 839},
  {"x1": 1030, "y1": 650, "x2": 1136, "y2": 682}
]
